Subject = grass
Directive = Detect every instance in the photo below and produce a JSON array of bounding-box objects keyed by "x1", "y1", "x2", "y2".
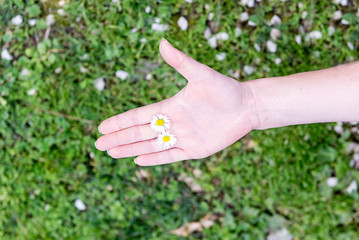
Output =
[{"x1": 1, "y1": 0, "x2": 359, "y2": 239}]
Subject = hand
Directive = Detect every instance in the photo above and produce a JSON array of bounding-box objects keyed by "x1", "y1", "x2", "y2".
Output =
[{"x1": 95, "y1": 39, "x2": 256, "y2": 166}]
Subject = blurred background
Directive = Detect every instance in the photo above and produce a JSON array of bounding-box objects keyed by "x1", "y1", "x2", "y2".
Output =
[{"x1": 1, "y1": 0, "x2": 359, "y2": 239}]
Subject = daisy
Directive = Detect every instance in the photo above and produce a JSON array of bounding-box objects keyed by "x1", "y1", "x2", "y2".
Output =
[
  {"x1": 157, "y1": 131, "x2": 176, "y2": 150},
  {"x1": 150, "y1": 114, "x2": 170, "y2": 133}
]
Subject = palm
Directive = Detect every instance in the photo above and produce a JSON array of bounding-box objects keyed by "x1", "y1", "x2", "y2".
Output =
[{"x1": 95, "y1": 39, "x2": 254, "y2": 166}]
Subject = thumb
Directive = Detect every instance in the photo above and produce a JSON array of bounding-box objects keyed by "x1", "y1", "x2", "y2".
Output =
[{"x1": 159, "y1": 38, "x2": 214, "y2": 83}]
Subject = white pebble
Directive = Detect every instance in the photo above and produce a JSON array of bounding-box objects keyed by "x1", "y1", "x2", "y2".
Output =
[
  {"x1": 341, "y1": 19, "x2": 350, "y2": 25},
  {"x1": 208, "y1": 36, "x2": 217, "y2": 48},
  {"x1": 46, "y1": 14, "x2": 55, "y2": 26},
  {"x1": 204, "y1": 27, "x2": 212, "y2": 39},
  {"x1": 295, "y1": 35, "x2": 302, "y2": 44},
  {"x1": 274, "y1": 57, "x2": 281, "y2": 65},
  {"x1": 20, "y1": 68, "x2": 30, "y2": 76},
  {"x1": 266, "y1": 40, "x2": 277, "y2": 53},
  {"x1": 235, "y1": 27, "x2": 242, "y2": 37},
  {"x1": 215, "y1": 52, "x2": 226, "y2": 61},
  {"x1": 328, "y1": 26, "x2": 335, "y2": 36},
  {"x1": 74, "y1": 199, "x2": 86, "y2": 211},
  {"x1": 248, "y1": 20, "x2": 256, "y2": 26},
  {"x1": 240, "y1": 12, "x2": 249, "y2": 22},
  {"x1": 208, "y1": 12, "x2": 214, "y2": 21},
  {"x1": 347, "y1": 180, "x2": 357, "y2": 194},
  {"x1": 270, "y1": 28, "x2": 281, "y2": 40},
  {"x1": 267, "y1": 228, "x2": 293, "y2": 240},
  {"x1": 177, "y1": 16, "x2": 188, "y2": 31},
  {"x1": 244, "y1": 65, "x2": 254, "y2": 75},
  {"x1": 94, "y1": 78, "x2": 105, "y2": 91},
  {"x1": 333, "y1": 10, "x2": 342, "y2": 20},
  {"x1": 116, "y1": 70, "x2": 129, "y2": 80},
  {"x1": 27, "y1": 88, "x2": 37, "y2": 96},
  {"x1": 1, "y1": 49, "x2": 13, "y2": 61},
  {"x1": 254, "y1": 43, "x2": 261, "y2": 52},
  {"x1": 11, "y1": 15, "x2": 23, "y2": 26},
  {"x1": 151, "y1": 23, "x2": 169, "y2": 32},
  {"x1": 302, "y1": 11, "x2": 308, "y2": 19},
  {"x1": 347, "y1": 42, "x2": 354, "y2": 51},
  {"x1": 326, "y1": 177, "x2": 338, "y2": 187},
  {"x1": 270, "y1": 15, "x2": 281, "y2": 26},
  {"x1": 28, "y1": 19, "x2": 37, "y2": 26},
  {"x1": 145, "y1": 6, "x2": 151, "y2": 13}
]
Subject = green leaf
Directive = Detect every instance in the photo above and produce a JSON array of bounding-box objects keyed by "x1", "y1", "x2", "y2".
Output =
[{"x1": 26, "y1": 5, "x2": 41, "y2": 18}]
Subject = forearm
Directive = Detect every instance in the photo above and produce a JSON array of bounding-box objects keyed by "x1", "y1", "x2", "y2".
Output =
[{"x1": 245, "y1": 61, "x2": 359, "y2": 130}]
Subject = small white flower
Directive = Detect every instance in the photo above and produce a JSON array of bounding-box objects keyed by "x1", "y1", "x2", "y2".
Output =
[
  {"x1": 216, "y1": 52, "x2": 226, "y2": 61},
  {"x1": 254, "y1": 43, "x2": 260, "y2": 52},
  {"x1": 11, "y1": 15, "x2": 23, "y2": 26},
  {"x1": 140, "y1": 38, "x2": 147, "y2": 43},
  {"x1": 274, "y1": 57, "x2": 281, "y2": 65},
  {"x1": 1, "y1": 49, "x2": 13, "y2": 61},
  {"x1": 145, "y1": 73, "x2": 152, "y2": 80},
  {"x1": 204, "y1": 27, "x2": 212, "y2": 39},
  {"x1": 27, "y1": 88, "x2": 37, "y2": 96},
  {"x1": 177, "y1": 16, "x2": 188, "y2": 31},
  {"x1": 74, "y1": 199, "x2": 86, "y2": 211},
  {"x1": 94, "y1": 78, "x2": 105, "y2": 91},
  {"x1": 80, "y1": 53, "x2": 89, "y2": 60},
  {"x1": 307, "y1": 30, "x2": 322, "y2": 40},
  {"x1": 44, "y1": 204, "x2": 51, "y2": 211},
  {"x1": 145, "y1": 6, "x2": 151, "y2": 13},
  {"x1": 208, "y1": 12, "x2": 214, "y2": 21},
  {"x1": 347, "y1": 42, "x2": 354, "y2": 51},
  {"x1": 79, "y1": 66, "x2": 87, "y2": 73},
  {"x1": 150, "y1": 114, "x2": 171, "y2": 133},
  {"x1": 340, "y1": 0, "x2": 348, "y2": 6},
  {"x1": 155, "y1": 18, "x2": 160, "y2": 23},
  {"x1": 247, "y1": 0, "x2": 255, "y2": 7},
  {"x1": 46, "y1": 14, "x2": 55, "y2": 26},
  {"x1": 208, "y1": 36, "x2": 217, "y2": 48},
  {"x1": 267, "y1": 228, "x2": 293, "y2": 240},
  {"x1": 244, "y1": 65, "x2": 254, "y2": 75},
  {"x1": 333, "y1": 10, "x2": 342, "y2": 20},
  {"x1": 334, "y1": 122, "x2": 343, "y2": 134},
  {"x1": 341, "y1": 19, "x2": 350, "y2": 25},
  {"x1": 326, "y1": 177, "x2": 338, "y2": 187},
  {"x1": 58, "y1": 0, "x2": 66, "y2": 7},
  {"x1": 55, "y1": 67, "x2": 62, "y2": 74},
  {"x1": 313, "y1": 51, "x2": 320, "y2": 58},
  {"x1": 270, "y1": 15, "x2": 281, "y2": 26},
  {"x1": 151, "y1": 23, "x2": 169, "y2": 32},
  {"x1": 28, "y1": 19, "x2": 37, "y2": 26},
  {"x1": 328, "y1": 26, "x2": 335, "y2": 36},
  {"x1": 115, "y1": 70, "x2": 129, "y2": 80},
  {"x1": 235, "y1": 27, "x2": 242, "y2": 37},
  {"x1": 57, "y1": 9, "x2": 65, "y2": 16},
  {"x1": 248, "y1": 20, "x2": 256, "y2": 26},
  {"x1": 295, "y1": 35, "x2": 302, "y2": 44},
  {"x1": 240, "y1": 12, "x2": 249, "y2": 22},
  {"x1": 266, "y1": 40, "x2": 277, "y2": 53},
  {"x1": 185, "y1": 0, "x2": 193, "y2": 3},
  {"x1": 131, "y1": 28, "x2": 137, "y2": 32},
  {"x1": 157, "y1": 130, "x2": 177, "y2": 150},
  {"x1": 20, "y1": 68, "x2": 30, "y2": 76},
  {"x1": 216, "y1": 32, "x2": 229, "y2": 41},
  {"x1": 347, "y1": 180, "x2": 357, "y2": 194},
  {"x1": 270, "y1": 28, "x2": 281, "y2": 40},
  {"x1": 302, "y1": 11, "x2": 307, "y2": 19}
]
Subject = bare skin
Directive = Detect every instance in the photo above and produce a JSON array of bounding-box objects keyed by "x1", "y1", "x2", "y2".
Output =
[{"x1": 95, "y1": 39, "x2": 359, "y2": 166}]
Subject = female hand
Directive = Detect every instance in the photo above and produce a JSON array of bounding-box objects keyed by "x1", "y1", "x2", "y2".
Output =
[{"x1": 95, "y1": 39, "x2": 256, "y2": 166}]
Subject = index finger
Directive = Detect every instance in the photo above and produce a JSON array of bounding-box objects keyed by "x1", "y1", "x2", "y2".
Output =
[{"x1": 98, "y1": 101, "x2": 164, "y2": 135}]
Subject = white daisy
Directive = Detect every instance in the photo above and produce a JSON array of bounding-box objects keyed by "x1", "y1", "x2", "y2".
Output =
[
  {"x1": 157, "y1": 131, "x2": 177, "y2": 150},
  {"x1": 150, "y1": 114, "x2": 170, "y2": 133}
]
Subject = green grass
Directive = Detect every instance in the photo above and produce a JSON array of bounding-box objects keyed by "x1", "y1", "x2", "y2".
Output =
[{"x1": 1, "y1": 0, "x2": 359, "y2": 239}]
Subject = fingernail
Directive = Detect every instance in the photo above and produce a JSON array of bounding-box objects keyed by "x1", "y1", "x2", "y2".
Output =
[
  {"x1": 94, "y1": 141, "x2": 98, "y2": 148},
  {"x1": 134, "y1": 158, "x2": 138, "y2": 164}
]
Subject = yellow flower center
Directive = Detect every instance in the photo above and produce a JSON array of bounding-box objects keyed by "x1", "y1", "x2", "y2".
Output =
[
  {"x1": 163, "y1": 136, "x2": 170, "y2": 142},
  {"x1": 156, "y1": 119, "x2": 165, "y2": 126}
]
